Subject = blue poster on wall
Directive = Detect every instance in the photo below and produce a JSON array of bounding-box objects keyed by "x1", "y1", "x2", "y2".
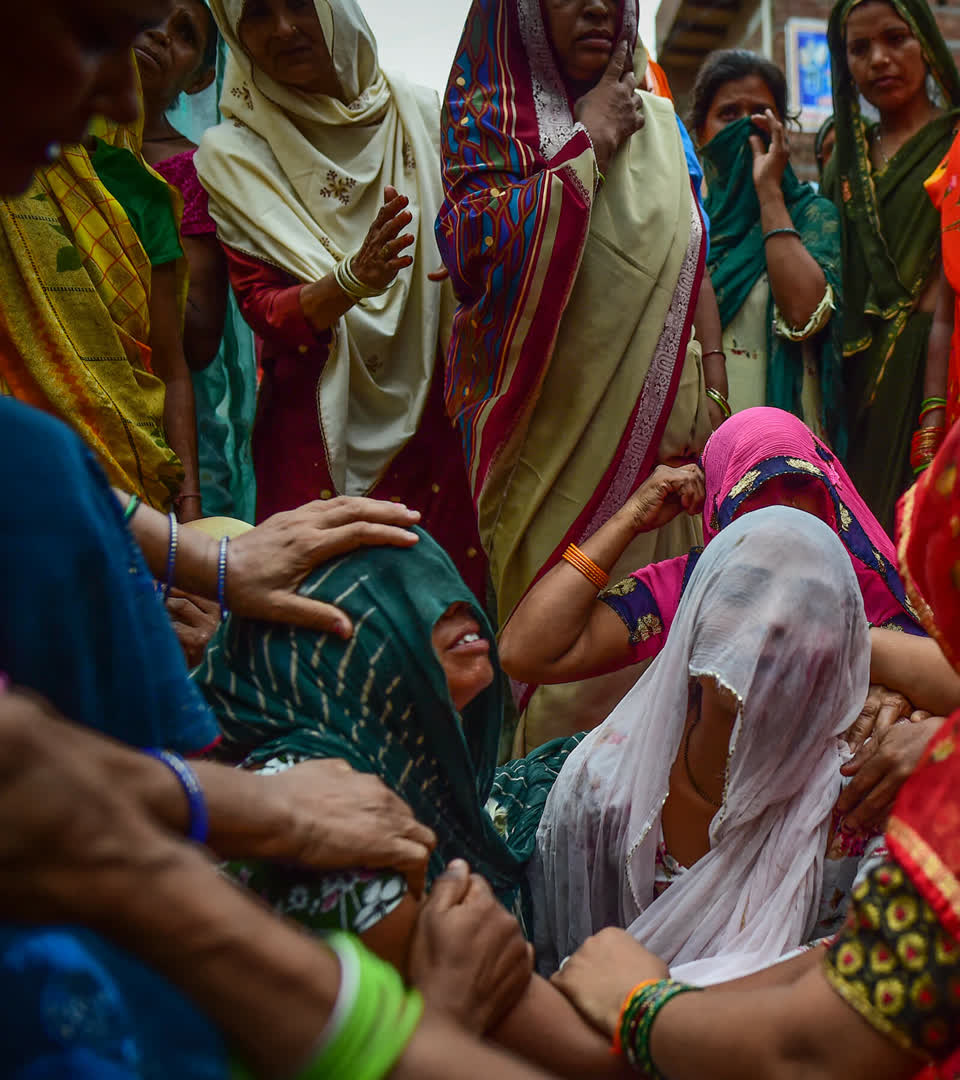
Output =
[{"x1": 786, "y1": 18, "x2": 833, "y2": 131}]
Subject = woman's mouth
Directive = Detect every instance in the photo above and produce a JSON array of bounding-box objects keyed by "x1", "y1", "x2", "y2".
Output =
[
  {"x1": 134, "y1": 45, "x2": 164, "y2": 72},
  {"x1": 450, "y1": 629, "x2": 490, "y2": 654}
]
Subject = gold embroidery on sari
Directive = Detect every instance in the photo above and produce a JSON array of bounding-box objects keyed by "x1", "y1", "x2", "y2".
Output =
[
  {"x1": 630, "y1": 613, "x2": 663, "y2": 645},
  {"x1": 728, "y1": 468, "x2": 762, "y2": 500},
  {"x1": 600, "y1": 576, "x2": 639, "y2": 599}
]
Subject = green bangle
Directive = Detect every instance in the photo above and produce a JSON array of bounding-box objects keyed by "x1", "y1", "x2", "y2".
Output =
[
  {"x1": 123, "y1": 494, "x2": 141, "y2": 522},
  {"x1": 231, "y1": 934, "x2": 422, "y2": 1080},
  {"x1": 618, "y1": 978, "x2": 702, "y2": 1077},
  {"x1": 920, "y1": 396, "x2": 947, "y2": 412},
  {"x1": 705, "y1": 386, "x2": 732, "y2": 419}
]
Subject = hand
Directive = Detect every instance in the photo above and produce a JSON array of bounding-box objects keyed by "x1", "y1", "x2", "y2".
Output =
[
  {"x1": 427, "y1": 266, "x2": 449, "y2": 283},
  {"x1": 410, "y1": 860, "x2": 534, "y2": 1033},
  {"x1": 0, "y1": 688, "x2": 178, "y2": 925},
  {"x1": 262, "y1": 759, "x2": 436, "y2": 897},
  {"x1": 351, "y1": 185, "x2": 415, "y2": 290},
  {"x1": 225, "y1": 496, "x2": 420, "y2": 638},
  {"x1": 166, "y1": 588, "x2": 220, "y2": 668},
  {"x1": 838, "y1": 711, "x2": 942, "y2": 829},
  {"x1": 622, "y1": 464, "x2": 705, "y2": 534},
  {"x1": 844, "y1": 684, "x2": 911, "y2": 754},
  {"x1": 573, "y1": 39, "x2": 644, "y2": 175},
  {"x1": 749, "y1": 109, "x2": 790, "y2": 197},
  {"x1": 551, "y1": 928, "x2": 669, "y2": 1038}
]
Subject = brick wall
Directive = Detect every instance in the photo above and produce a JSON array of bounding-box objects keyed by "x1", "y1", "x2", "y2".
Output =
[{"x1": 666, "y1": 0, "x2": 960, "y2": 181}]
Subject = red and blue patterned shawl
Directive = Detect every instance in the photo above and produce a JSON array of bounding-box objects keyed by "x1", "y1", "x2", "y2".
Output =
[{"x1": 436, "y1": 0, "x2": 706, "y2": 622}]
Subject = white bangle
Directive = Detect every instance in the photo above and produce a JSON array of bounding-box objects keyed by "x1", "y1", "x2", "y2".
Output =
[{"x1": 334, "y1": 254, "x2": 393, "y2": 303}]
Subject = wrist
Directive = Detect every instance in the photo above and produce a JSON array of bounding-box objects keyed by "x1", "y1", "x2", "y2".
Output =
[{"x1": 756, "y1": 183, "x2": 786, "y2": 210}]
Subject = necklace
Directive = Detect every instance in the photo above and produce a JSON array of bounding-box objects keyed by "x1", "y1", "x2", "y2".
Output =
[{"x1": 683, "y1": 721, "x2": 722, "y2": 808}]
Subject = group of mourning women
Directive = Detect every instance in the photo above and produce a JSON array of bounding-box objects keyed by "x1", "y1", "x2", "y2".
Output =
[{"x1": 6, "y1": 0, "x2": 960, "y2": 1077}]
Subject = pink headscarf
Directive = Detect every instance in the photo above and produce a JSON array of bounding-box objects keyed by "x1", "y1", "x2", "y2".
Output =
[{"x1": 606, "y1": 408, "x2": 919, "y2": 666}]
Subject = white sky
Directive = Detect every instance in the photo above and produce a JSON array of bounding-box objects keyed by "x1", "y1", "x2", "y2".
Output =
[{"x1": 362, "y1": 0, "x2": 660, "y2": 94}]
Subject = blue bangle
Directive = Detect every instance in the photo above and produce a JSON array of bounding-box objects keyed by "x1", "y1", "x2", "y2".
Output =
[
  {"x1": 144, "y1": 749, "x2": 208, "y2": 844},
  {"x1": 217, "y1": 536, "x2": 230, "y2": 622},
  {"x1": 161, "y1": 511, "x2": 179, "y2": 603}
]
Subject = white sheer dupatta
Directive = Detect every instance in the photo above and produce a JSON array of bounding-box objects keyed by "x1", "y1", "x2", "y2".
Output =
[{"x1": 531, "y1": 507, "x2": 870, "y2": 983}]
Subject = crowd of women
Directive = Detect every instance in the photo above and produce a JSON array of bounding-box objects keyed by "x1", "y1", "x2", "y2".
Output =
[{"x1": 6, "y1": 0, "x2": 960, "y2": 1076}]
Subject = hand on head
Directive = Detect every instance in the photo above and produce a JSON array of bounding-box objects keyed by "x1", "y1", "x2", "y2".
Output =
[
  {"x1": 625, "y1": 464, "x2": 706, "y2": 534},
  {"x1": 410, "y1": 860, "x2": 534, "y2": 1033}
]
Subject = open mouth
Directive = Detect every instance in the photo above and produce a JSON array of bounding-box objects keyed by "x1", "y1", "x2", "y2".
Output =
[{"x1": 455, "y1": 631, "x2": 482, "y2": 647}]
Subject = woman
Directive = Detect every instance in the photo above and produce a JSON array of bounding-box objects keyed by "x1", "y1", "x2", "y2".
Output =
[
  {"x1": 824, "y1": 0, "x2": 960, "y2": 528},
  {"x1": 816, "y1": 113, "x2": 837, "y2": 180},
  {"x1": 135, "y1": 1, "x2": 259, "y2": 522},
  {"x1": 0, "y1": 97, "x2": 201, "y2": 515},
  {"x1": 437, "y1": 0, "x2": 717, "y2": 749},
  {"x1": 195, "y1": 0, "x2": 486, "y2": 599},
  {"x1": 690, "y1": 50, "x2": 845, "y2": 449},
  {"x1": 546, "y1": 423, "x2": 960, "y2": 1080},
  {"x1": 532, "y1": 506, "x2": 875, "y2": 980}
]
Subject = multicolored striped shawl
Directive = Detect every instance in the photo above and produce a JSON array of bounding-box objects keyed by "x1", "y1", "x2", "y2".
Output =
[{"x1": 436, "y1": 0, "x2": 709, "y2": 628}]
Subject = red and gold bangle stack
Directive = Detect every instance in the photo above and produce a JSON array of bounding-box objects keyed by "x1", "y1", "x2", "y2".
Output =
[
  {"x1": 562, "y1": 543, "x2": 610, "y2": 591},
  {"x1": 911, "y1": 428, "x2": 945, "y2": 476}
]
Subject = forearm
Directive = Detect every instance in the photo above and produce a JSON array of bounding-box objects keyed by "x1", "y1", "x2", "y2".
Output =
[
  {"x1": 499, "y1": 507, "x2": 637, "y2": 679},
  {"x1": 299, "y1": 272, "x2": 355, "y2": 334},
  {"x1": 870, "y1": 628, "x2": 960, "y2": 715},
  {"x1": 493, "y1": 975, "x2": 633, "y2": 1079},
  {"x1": 708, "y1": 945, "x2": 826, "y2": 993},
  {"x1": 118, "y1": 490, "x2": 221, "y2": 593},
  {"x1": 694, "y1": 274, "x2": 728, "y2": 396},
  {"x1": 397, "y1": 1012, "x2": 553, "y2": 1080},
  {"x1": 922, "y1": 268, "x2": 952, "y2": 426},
  {"x1": 758, "y1": 187, "x2": 828, "y2": 330},
  {"x1": 162, "y1": 372, "x2": 201, "y2": 504}
]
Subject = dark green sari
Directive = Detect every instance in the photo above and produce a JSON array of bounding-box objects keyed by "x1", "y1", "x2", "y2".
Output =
[
  {"x1": 703, "y1": 116, "x2": 846, "y2": 454},
  {"x1": 195, "y1": 528, "x2": 578, "y2": 932},
  {"x1": 824, "y1": 0, "x2": 960, "y2": 529}
]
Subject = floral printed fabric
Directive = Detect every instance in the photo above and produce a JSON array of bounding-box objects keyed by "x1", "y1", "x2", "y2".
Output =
[{"x1": 824, "y1": 859, "x2": 960, "y2": 1060}]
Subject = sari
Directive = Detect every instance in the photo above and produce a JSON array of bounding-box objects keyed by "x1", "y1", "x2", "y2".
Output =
[
  {"x1": 0, "y1": 98, "x2": 186, "y2": 509},
  {"x1": 532, "y1": 507, "x2": 871, "y2": 981},
  {"x1": 196, "y1": 528, "x2": 578, "y2": 929},
  {"x1": 702, "y1": 116, "x2": 846, "y2": 451},
  {"x1": 815, "y1": 419, "x2": 960, "y2": 1074},
  {"x1": 824, "y1": 0, "x2": 960, "y2": 529},
  {"x1": 197, "y1": 0, "x2": 452, "y2": 501},
  {"x1": 0, "y1": 398, "x2": 226, "y2": 1077},
  {"x1": 438, "y1": 0, "x2": 711, "y2": 750},
  {"x1": 925, "y1": 132, "x2": 960, "y2": 433}
]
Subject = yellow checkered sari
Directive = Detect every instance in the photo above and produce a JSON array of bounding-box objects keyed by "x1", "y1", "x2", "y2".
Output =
[{"x1": 0, "y1": 138, "x2": 182, "y2": 507}]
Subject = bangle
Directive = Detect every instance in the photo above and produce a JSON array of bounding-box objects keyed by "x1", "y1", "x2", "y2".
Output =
[
  {"x1": 123, "y1": 494, "x2": 141, "y2": 522},
  {"x1": 161, "y1": 511, "x2": 179, "y2": 602},
  {"x1": 615, "y1": 978, "x2": 702, "y2": 1076},
  {"x1": 705, "y1": 386, "x2": 732, "y2": 419},
  {"x1": 910, "y1": 425, "x2": 945, "y2": 473},
  {"x1": 217, "y1": 536, "x2": 230, "y2": 622},
  {"x1": 143, "y1": 749, "x2": 208, "y2": 844},
  {"x1": 173, "y1": 491, "x2": 202, "y2": 505},
  {"x1": 562, "y1": 543, "x2": 609, "y2": 590},
  {"x1": 920, "y1": 396, "x2": 947, "y2": 413},
  {"x1": 596, "y1": 170, "x2": 606, "y2": 187},
  {"x1": 334, "y1": 253, "x2": 393, "y2": 304},
  {"x1": 702, "y1": 349, "x2": 726, "y2": 361},
  {"x1": 762, "y1": 227, "x2": 801, "y2": 243},
  {"x1": 611, "y1": 980, "x2": 661, "y2": 1056}
]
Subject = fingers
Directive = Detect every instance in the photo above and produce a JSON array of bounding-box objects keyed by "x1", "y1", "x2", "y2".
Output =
[
  {"x1": 874, "y1": 694, "x2": 910, "y2": 743},
  {"x1": 748, "y1": 133, "x2": 766, "y2": 159},
  {"x1": 422, "y1": 859, "x2": 471, "y2": 914},
  {"x1": 841, "y1": 756, "x2": 900, "y2": 829},
  {"x1": 383, "y1": 184, "x2": 399, "y2": 203},
  {"x1": 607, "y1": 38, "x2": 630, "y2": 81},
  {"x1": 427, "y1": 266, "x2": 449, "y2": 282},
  {"x1": 844, "y1": 684, "x2": 885, "y2": 753},
  {"x1": 305, "y1": 522, "x2": 423, "y2": 567},
  {"x1": 293, "y1": 496, "x2": 422, "y2": 530},
  {"x1": 262, "y1": 594, "x2": 355, "y2": 639},
  {"x1": 389, "y1": 837, "x2": 433, "y2": 899}
]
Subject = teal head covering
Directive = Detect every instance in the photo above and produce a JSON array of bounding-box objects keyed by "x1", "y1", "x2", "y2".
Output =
[
  {"x1": 196, "y1": 528, "x2": 531, "y2": 904},
  {"x1": 701, "y1": 115, "x2": 847, "y2": 454}
]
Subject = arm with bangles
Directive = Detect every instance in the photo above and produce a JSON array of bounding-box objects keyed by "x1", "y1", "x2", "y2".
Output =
[
  {"x1": 499, "y1": 464, "x2": 704, "y2": 684},
  {"x1": 694, "y1": 271, "x2": 731, "y2": 428},
  {"x1": 913, "y1": 267, "x2": 952, "y2": 471}
]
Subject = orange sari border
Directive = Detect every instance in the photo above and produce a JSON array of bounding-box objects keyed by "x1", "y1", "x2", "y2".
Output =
[{"x1": 887, "y1": 813, "x2": 960, "y2": 944}]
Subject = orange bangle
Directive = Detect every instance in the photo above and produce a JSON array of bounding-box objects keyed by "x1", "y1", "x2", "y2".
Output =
[
  {"x1": 611, "y1": 979, "x2": 662, "y2": 1057},
  {"x1": 562, "y1": 543, "x2": 609, "y2": 590}
]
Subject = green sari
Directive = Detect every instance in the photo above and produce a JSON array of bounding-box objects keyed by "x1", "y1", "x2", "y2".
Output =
[
  {"x1": 703, "y1": 116, "x2": 846, "y2": 454},
  {"x1": 195, "y1": 528, "x2": 578, "y2": 931},
  {"x1": 824, "y1": 0, "x2": 960, "y2": 528}
]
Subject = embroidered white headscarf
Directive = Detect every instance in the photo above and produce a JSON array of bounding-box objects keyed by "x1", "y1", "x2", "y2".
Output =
[
  {"x1": 531, "y1": 506, "x2": 871, "y2": 984},
  {"x1": 196, "y1": 0, "x2": 449, "y2": 495}
]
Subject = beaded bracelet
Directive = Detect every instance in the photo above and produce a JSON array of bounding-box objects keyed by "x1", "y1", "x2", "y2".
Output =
[
  {"x1": 562, "y1": 543, "x2": 609, "y2": 590},
  {"x1": 616, "y1": 978, "x2": 703, "y2": 1077},
  {"x1": 123, "y1": 494, "x2": 141, "y2": 522},
  {"x1": 161, "y1": 511, "x2": 179, "y2": 603},
  {"x1": 218, "y1": 536, "x2": 230, "y2": 622},
  {"x1": 705, "y1": 386, "x2": 732, "y2": 419},
  {"x1": 762, "y1": 227, "x2": 801, "y2": 243},
  {"x1": 230, "y1": 933, "x2": 423, "y2": 1080},
  {"x1": 144, "y1": 749, "x2": 209, "y2": 844}
]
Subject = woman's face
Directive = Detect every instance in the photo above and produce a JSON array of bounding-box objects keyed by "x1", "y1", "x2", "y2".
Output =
[
  {"x1": 699, "y1": 73, "x2": 779, "y2": 144},
  {"x1": 844, "y1": 1, "x2": 927, "y2": 115},
  {"x1": 238, "y1": 0, "x2": 341, "y2": 96},
  {"x1": 133, "y1": 1, "x2": 214, "y2": 109},
  {"x1": 817, "y1": 127, "x2": 837, "y2": 172},
  {"x1": 543, "y1": 0, "x2": 619, "y2": 88},
  {"x1": 431, "y1": 603, "x2": 495, "y2": 712}
]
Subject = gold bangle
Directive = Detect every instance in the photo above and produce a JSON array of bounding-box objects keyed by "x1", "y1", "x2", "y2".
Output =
[
  {"x1": 562, "y1": 543, "x2": 609, "y2": 591},
  {"x1": 705, "y1": 386, "x2": 732, "y2": 419}
]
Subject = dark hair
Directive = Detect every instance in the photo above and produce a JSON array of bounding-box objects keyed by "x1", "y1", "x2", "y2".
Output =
[
  {"x1": 199, "y1": 2, "x2": 220, "y2": 74},
  {"x1": 687, "y1": 49, "x2": 795, "y2": 138}
]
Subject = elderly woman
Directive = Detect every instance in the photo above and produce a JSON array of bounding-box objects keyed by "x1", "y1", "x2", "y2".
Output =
[
  {"x1": 689, "y1": 50, "x2": 844, "y2": 449},
  {"x1": 437, "y1": 0, "x2": 719, "y2": 751},
  {"x1": 196, "y1": 0, "x2": 485, "y2": 599},
  {"x1": 823, "y1": 0, "x2": 960, "y2": 528}
]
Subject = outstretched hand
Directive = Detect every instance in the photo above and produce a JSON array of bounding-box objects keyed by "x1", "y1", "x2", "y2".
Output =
[
  {"x1": 352, "y1": 185, "x2": 415, "y2": 290},
  {"x1": 226, "y1": 496, "x2": 421, "y2": 639},
  {"x1": 624, "y1": 464, "x2": 705, "y2": 534}
]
